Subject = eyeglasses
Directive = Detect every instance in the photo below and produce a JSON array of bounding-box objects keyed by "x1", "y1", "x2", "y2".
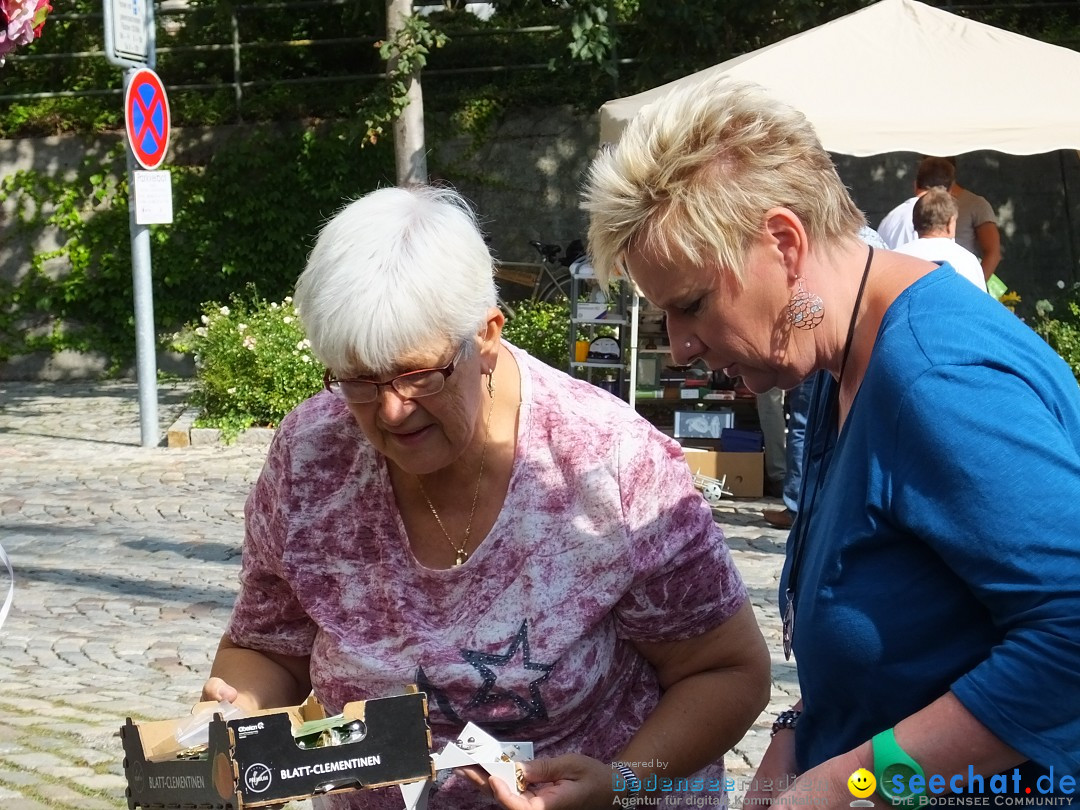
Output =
[{"x1": 324, "y1": 345, "x2": 465, "y2": 404}]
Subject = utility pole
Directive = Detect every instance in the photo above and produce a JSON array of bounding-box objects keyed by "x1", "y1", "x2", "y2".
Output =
[
  {"x1": 386, "y1": 0, "x2": 428, "y2": 186},
  {"x1": 104, "y1": 0, "x2": 167, "y2": 448}
]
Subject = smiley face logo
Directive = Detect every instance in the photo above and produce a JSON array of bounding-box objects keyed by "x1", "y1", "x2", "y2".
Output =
[{"x1": 848, "y1": 768, "x2": 877, "y2": 799}]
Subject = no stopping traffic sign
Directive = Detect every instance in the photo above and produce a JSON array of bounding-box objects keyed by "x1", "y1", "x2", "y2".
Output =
[{"x1": 125, "y1": 68, "x2": 170, "y2": 170}]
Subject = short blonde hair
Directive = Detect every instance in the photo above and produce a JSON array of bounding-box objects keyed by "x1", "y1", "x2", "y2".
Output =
[{"x1": 584, "y1": 79, "x2": 865, "y2": 284}]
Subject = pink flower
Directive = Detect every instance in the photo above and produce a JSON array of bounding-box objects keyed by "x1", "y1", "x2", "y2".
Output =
[{"x1": 1, "y1": 0, "x2": 53, "y2": 65}]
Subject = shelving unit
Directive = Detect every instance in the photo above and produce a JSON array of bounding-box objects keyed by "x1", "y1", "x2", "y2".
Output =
[
  {"x1": 626, "y1": 298, "x2": 766, "y2": 497},
  {"x1": 568, "y1": 263, "x2": 631, "y2": 399},
  {"x1": 628, "y1": 297, "x2": 762, "y2": 432},
  {"x1": 629, "y1": 296, "x2": 674, "y2": 409}
]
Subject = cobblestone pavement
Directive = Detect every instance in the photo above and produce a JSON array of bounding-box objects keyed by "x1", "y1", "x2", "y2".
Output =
[{"x1": 0, "y1": 381, "x2": 795, "y2": 809}]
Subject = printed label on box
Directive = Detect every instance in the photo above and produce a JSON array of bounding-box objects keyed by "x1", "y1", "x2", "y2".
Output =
[{"x1": 673, "y1": 410, "x2": 734, "y2": 439}]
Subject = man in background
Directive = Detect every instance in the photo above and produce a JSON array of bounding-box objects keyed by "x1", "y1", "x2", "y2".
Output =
[
  {"x1": 877, "y1": 156, "x2": 955, "y2": 249},
  {"x1": 894, "y1": 188, "x2": 988, "y2": 292}
]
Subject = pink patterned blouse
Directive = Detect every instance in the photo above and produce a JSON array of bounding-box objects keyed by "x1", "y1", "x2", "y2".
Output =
[{"x1": 226, "y1": 343, "x2": 747, "y2": 808}]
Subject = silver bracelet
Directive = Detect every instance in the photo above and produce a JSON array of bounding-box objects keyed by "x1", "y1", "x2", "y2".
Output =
[
  {"x1": 615, "y1": 764, "x2": 641, "y2": 797},
  {"x1": 771, "y1": 708, "x2": 802, "y2": 736}
]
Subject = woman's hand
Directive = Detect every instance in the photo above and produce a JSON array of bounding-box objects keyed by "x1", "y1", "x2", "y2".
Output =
[
  {"x1": 487, "y1": 754, "x2": 614, "y2": 810},
  {"x1": 201, "y1": 676, "x2": 239, "y2": 704},
  {"x1": 202, "y1": 635, "x2": 312, "y2": 712},
  {"x1": 743, "y1": 730, "x2": 799, "y2": 808},
  {"x1": 769, "y1": 748, "x2": 866, "y2": 810}
]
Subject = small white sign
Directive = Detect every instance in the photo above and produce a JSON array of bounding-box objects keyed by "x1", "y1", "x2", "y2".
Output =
[
  {"x1": 111, "y1": 0, "x2": 149, "y2": 62},
  {"x1": 133, "y1": 169, "x2": 173, "y2": 225}
]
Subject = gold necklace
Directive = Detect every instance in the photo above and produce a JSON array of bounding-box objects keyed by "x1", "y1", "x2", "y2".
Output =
[{"x1": 416, "y1": 379, "x2": 496, "y2": 566}]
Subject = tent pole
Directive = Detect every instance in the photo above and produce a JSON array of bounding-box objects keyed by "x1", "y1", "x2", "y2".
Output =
[{"x1": 1061, "y1": 150, "x2": 1079, "y2": 282}]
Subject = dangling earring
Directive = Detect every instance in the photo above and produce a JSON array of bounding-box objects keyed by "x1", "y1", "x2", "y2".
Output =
[
  {"x1": 787, "y1": 277, "x2": 825, "y2": 330},
  {"x1": 487, "y1": 372, "x2": 495, "y2": 398}
]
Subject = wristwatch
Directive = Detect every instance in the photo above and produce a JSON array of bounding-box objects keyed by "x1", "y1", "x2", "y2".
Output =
[
  {"x1": 771, "y1": 709, "x2": 802, "y2": 737},
  {"x1": 873, "y1": 728, "x2": 925, "y2": 806}
]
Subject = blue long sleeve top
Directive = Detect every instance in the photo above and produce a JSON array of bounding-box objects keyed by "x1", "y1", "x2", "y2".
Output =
[{"x1": 781, "y1": 267, "x2": 1080, "y2": 785}]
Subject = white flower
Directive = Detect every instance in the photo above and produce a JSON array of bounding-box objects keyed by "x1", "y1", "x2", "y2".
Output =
[
  {"x1": 1058, "y1": 280, "x2": 1066, "y2": 289},
  {"x1": 284, "y1": 296, "x2": 293, "y2": 304},
  {"x1": 237, "y1": 323, "x2": 248, "y2": 332},
  {"x1": 200, "y1": 314, "x2": 210, "y2": 325},
  {"x1": 300, "y1": 354, "x2": 312, "y2": 364},
  {"x1": 296, "y1": 339, "x2": 310, "y2": 350},
  {"x1": 195, "y1": 327, "x2": 208, "y2": 337},
  {"x1": 243, "y1": 335, "x2": 257, "y2": 350},
  {"x1": 283, "y1": 316, "x2": 294, "y2": 324},
  {"x1": 227, "y1": 387, "x2": 237, "y2": 394},
  {"x1": 270, "y1": 302, "x2": 280, "y2": 310},
  {"x1": 220, "y1": 306, "x2": 231, "y2": 316}
]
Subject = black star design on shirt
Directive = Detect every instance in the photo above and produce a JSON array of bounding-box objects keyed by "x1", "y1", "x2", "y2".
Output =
[
  {"x1": 461, "y1": 619, "x2": 555, "y2": 723},
  {"x1": 415, "y1": 664, "x2": 463, "y2": 726}
]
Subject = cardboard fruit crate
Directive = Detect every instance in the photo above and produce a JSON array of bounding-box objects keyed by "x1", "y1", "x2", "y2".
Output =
[{"x1": 121, "y1": 688, "x2": 433, "y2": 809}]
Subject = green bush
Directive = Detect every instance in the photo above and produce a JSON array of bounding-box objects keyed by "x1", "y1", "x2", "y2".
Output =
[
  {"x1": 1033, "y1": 283, "x2": 1080, "y2": 384},
  {"x1": 0, "y1": 122, "x2": 394, "y2": 370},
  {"x1": 500, "y1": 297, "x2": 622, "y2": 372},
  {"x1": 500, "y1": 299, "x2": 573, "y2": 369},
  {"x1": 171, "y1": 288, "x2": 323, "y2": 441}
]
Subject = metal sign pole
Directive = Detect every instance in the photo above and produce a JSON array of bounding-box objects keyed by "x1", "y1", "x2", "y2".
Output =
[
  {"x1": 124, "y1": 67, "x2": 159, "y2": 448},
  {"x1": 106, "y1": 0, "x2": 160, "y2": 447}
]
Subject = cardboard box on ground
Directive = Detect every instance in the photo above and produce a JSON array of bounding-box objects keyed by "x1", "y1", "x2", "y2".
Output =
[
  {"x1": 121, "y1": 688, "x2": 433, "y2": 809},
  {"x1": 682, "y1": 444, "x2": 764, "y2": 498}
]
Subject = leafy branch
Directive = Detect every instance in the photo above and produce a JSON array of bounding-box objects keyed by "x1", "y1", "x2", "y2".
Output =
[
  {"x1": 568, "y1": 4, "x2": 615, "y2": 73},
  {"x1": 363, "y1": 15, "x2": 448, "y2": 146}
]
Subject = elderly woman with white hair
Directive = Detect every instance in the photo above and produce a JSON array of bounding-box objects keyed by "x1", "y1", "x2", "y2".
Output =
[
  {"x1": 584, "y1": 80, "x2": 1080, "y2": 808},
  {"x1": 200, "y1": 185, "x2": 769, "y2": 809}
]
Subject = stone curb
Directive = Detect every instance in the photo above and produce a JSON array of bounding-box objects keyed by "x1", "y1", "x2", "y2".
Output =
[
  {"x1": 165, "y1": 407, "x2": 198, "y2": 447},
  {"x1": 165, "y1": 408, "x2": 275, "y2": 448}
]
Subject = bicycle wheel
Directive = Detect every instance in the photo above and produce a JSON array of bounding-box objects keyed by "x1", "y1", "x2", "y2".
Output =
[{"x1": 537, "y1": 270, "x2": 571, "y2": 303}]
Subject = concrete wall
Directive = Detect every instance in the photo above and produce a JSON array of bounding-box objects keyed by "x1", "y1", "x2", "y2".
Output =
[
  {"x1": 432, "y1": 107, "x2": 598, "y2": 267},
  {"x1": 0, "y1": 127, "x2": 276, "y2": 379},
  {"x1": 4, "y1": 114, "x2": 1079, "y2": 378}
]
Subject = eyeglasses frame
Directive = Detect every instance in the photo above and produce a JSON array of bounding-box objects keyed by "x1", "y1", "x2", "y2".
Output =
[{"x1": 323, "y1": 344, "x2": 467, "y2": 403}]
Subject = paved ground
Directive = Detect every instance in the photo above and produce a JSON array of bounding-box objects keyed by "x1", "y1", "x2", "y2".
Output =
[{"x1": 0, "y1": 381, "x2": 796, "y2": 809}]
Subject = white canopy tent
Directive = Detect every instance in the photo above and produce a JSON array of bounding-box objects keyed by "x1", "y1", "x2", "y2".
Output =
[{"x1": 599, "y1": 0, "x2": 1080, "y2": 157}]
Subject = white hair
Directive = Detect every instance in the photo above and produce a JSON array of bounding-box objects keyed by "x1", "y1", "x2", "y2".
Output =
[{"x1": 295, "y1": 185, "x2": 496, "y2": 375}]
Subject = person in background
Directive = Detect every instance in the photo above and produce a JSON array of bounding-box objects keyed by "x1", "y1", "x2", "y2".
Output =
[
  {"x1": 755, "y1": 387, "x2": 786, "y2": 498},
  {"x1": 200, "y1": 184, "x2": 770, "y2": 810},
  {"x1": 947, "y1": 156, "x2": 1002, "y2": 282},
  {"x1": 758, "y1": 379, "x2": 812, "y2": 530},
  {"x1": 894, "y1": 188, "x2": 987, "y2": 292},
  {"x1": 585, "y1": 77, "x2": 1080, "y2": 810},
  {"x1": 876, "y1": 156, "x2": 955, "y2": 249}
]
